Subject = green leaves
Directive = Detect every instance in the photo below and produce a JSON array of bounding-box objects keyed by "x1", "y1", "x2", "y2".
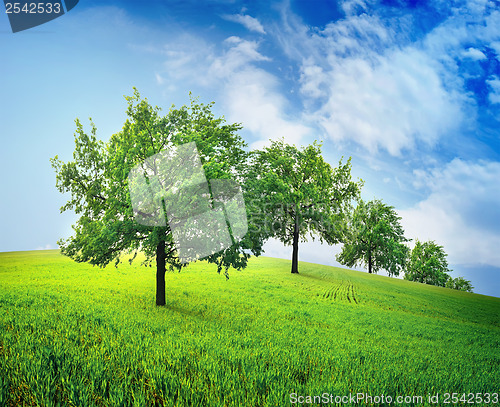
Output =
[
  {"x1": 405, "y1": 240, "x2": 474, "y2": 292},
  {"x1": 52, "y1": 89, "x2": 258, "y2": 278},
  {"x1": 246, "y1": 138, "x2": 362, "y2": 272},
  {"x1": 405, "y1": 240, "x2": 451, "y2": 287},
  {"x1": 446, "y1": 276, "x2": 474, "y2": 292},
  {"x1": 336, "y1": 199, "x2": 409, "y2": 276},
  {"x1": 248, "y1": 139, "x2": 361, "y2": 241}
]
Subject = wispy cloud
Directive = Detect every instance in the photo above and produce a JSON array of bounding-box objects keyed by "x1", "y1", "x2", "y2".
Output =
[
  {"x1": 157, "y1": 34, "x2": 311, "y2": 146},
  {"x1": 207, "y1": 36, "x2": 270, "y2": 79},
  {"x1": 222, "y1": 13, "x2": 266, "y2": 34}
]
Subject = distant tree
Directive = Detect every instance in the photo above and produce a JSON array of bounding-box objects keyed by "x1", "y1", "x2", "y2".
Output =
[
  {"x1": 336, "y1": 199, "x2": 409, "y2": 276},
  {"x1": 246, "y1": 139, "x2": 362, "y2": 274},
  {"x1": 446, "y1": 276, "x2": 474, "y2": 293},
  {"x1": 404, "y1": 240, "x2": 451, "y2": 287},
  {"x1": 51, "y1": 89, "x2": 265, "y2": 306}
]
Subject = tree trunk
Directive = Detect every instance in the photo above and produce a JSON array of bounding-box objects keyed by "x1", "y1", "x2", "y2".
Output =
[
  {"x1": 156, "y1": 240, "x2": 166, "y2": 306},
  {"x1": 291, "y1": 208, "x2": 299, "y2": 274},
  {"x1": 368, "y1": 253, "x2": 372, "y2": 274}
]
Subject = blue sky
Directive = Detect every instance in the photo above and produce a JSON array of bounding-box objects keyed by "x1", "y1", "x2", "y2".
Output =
[{"x1": 1, "y1": 0, "x2": 499, "y2": 297}]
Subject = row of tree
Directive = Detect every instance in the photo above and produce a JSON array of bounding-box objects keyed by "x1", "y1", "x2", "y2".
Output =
[
  {"x1": 248, "y1": 140, "x2": 473, "y2": 293},
  {"x1": 51, "y1": 91, "x2": 472, "y2": 306}
]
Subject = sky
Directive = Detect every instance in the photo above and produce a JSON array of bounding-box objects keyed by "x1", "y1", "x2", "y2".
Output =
[{"x1": 0, "y1": 0, "x2": 499, "y2": 297}]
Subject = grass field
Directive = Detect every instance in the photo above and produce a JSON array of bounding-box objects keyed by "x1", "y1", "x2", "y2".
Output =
[{"x1": 0, "y1": 250, "x2": 498, "y2": 406}]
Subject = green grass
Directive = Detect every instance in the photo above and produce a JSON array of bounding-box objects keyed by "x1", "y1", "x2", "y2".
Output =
[{"x1": 0, "y1": 250, "x2": 498, "y2": 406}]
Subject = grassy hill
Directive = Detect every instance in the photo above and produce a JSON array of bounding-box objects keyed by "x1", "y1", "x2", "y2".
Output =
[{"x1": 0, "y1": 250, "x2": 498, "y2": 406}]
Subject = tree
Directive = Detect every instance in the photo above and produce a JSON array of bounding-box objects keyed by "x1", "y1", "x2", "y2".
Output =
[
  {"x1": 246, "y1": 139, "x2": 362, "y2": 274},
  {"x1": 51, "y1": 89, "x2": 264, "y2": 306},
  {"x1": 445, "y1": 276, "x2": 474, "y2": 293},
  {"x1": 404, "y1": 240, "x2": 451, "y2": 286},
  {"x1": 336, "y1": 199, "x2": 409, "y2": 276}
]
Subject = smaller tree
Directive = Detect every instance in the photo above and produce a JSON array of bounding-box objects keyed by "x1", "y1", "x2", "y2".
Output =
[
  {"x1": 446, "y1": 276, "x2": 474, "y2": 293},
  {"x1": 246, "y1": 139, "x2": 362, "y2": 274},
  {"x1": 404, "y1": 240, "x2": 451, "y2": 287},
  {"x1": 336, "y1": 199, "x2": 409, "y2": 276}
]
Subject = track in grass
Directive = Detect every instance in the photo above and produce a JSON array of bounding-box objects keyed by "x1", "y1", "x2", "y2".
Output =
[{"x1": 321, "y1": 280, "x2": 358, "y2": 304}]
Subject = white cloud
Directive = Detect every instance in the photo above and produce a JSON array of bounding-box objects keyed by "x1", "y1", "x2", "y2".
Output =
[
  {"x1": 301, "y1": 46, "x2": 464, "y2": 156},
  {"x1": 461, "y1": 47, "x2": 487, "y2": 60},
  {"x1": 399, "y1": 159, "x2": 500, "y2": 267},
  {"x1": 207, "y1": 36, "x2": 270, "y2": 79},
  {"x1": 222, "y1": 13, "x2": 266, "y2": 34},
  {"x1": 299, "y1": 62, "x2": 325, "y2": 99},
  {"x1": 319, "y1": 14, "x2": 392, "y2": 56},
  {"x1": 280, "y1": 10, "x2": 468, "y2": 156}
]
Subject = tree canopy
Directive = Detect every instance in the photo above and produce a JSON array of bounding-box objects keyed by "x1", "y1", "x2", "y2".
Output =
[
  {"x1": 404, "y1": 240, "x2": 451, "y2": 287},
  {"x1": 336, "y1": 199, "x2": 409, "y2": 276},
  {"x1": 51, "y1": 89, "x2": 265, "y2": 305},
  {"x1": 445, "y1": 276, "x2": 474, "y2": 293},
  {"x1": 246, "y1": 139, "x2": 362, "y2": 273}
]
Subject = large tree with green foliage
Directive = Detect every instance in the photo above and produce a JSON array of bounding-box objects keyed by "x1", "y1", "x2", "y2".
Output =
[
  {"x1": 246, "y1": 139, "x2": 362, "y2": 274},
  {"x1": 51, "y1": 89, "x2": 264, "y2": 305},
  {"x1": 404, "y1": 240, "x2": 451, "y2": 286},
  {"x1": 336, "y1": 199, "x2": 409, "y2": 276}
]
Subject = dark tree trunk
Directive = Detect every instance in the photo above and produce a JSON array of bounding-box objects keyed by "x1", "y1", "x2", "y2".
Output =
[
  {"x1": 291, "y1": 208, "x2": 299, "y2": 274},
  {"x1": 156, "y1": 240, "x2": 166, "y2": 306},
  {"x1": 368, "y1": 253, "x2": 372, "y2": 274}
]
